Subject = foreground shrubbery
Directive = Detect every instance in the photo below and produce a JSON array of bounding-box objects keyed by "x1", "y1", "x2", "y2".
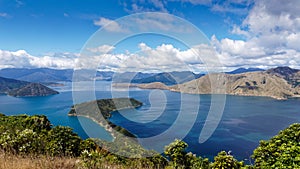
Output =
[
  {"x1": 252, "y1": 123, "x2": 300, "y2": 168},
  {"x1": 0, "y1": 113, "x2": 299, "y2": 169}
]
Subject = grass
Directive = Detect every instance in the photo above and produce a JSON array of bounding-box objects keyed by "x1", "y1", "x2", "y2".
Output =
[
  {"x1": 0, "y1": 151, "x2": 155, "y2": 169},
  {"x1": 0, "y1": 151, "x2": 79, "y2": 169}
]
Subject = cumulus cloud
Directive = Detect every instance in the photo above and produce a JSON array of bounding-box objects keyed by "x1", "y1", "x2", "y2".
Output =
[
  {"x1": 0, "y1": 50, "x2": 77, "y2": 69},
  {"x1": 94, "y1": 17, "x2": 128, "y2": 33},
  {"x1": 212, "y1": 0, "x2": 300, "y2": 70},
  {"x1": 0, "y1": 43, "x2": 219, "y2": 72},
  {"x1": 76, "y1": 43, "x2": 219, "y2": 72}
]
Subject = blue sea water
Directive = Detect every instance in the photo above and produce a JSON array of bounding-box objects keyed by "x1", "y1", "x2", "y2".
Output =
[{"x1": 0, "y1": 81, "x2": 300, "y2": 162}]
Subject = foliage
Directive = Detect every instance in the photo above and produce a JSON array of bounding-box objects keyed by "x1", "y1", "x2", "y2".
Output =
[
  {"x1": 164, "y1": 139, "x2": 210, "y2": 169},
  {"x1": 0, "y1": 114, "x2": 92, "y2": 156},
  {"x1": 164, "y1": 139, "x2": 188, "y2": 168},
  {"x1": 45, "y1": 126, "x2": 82, "y2": 156},
  {"x1": 211, "y1": 151, "x2": 244, "y2": 169},
  {"x1": 1, "y1": 114, "x2": 300, "y2": 169},
  {"x1": 252, "y1": 123, "x2": 300, "y2": 168}
]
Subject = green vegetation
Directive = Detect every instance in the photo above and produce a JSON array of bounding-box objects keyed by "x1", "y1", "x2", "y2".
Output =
[
  {"x1": 252, "y1": 123, "x2": 300, "y2": 168},
  {"x1": 0, "y1": 114, "x2": 166, "y2": 168},
  {"x1": 0, "y1": 113, "x2": 299, "y2": 168},
  {"x1": 68, "y1": 98, "x2": 143, "y2": 118},
  {"x1": 0, "y1": 114, "x2": 84, "y2": 156},
  {"x1": 211, "y1": 151, "x2": 245, "y2": 169},
  {"x1": 164, "y1": 139, "x2": 210, "y2": 169}
]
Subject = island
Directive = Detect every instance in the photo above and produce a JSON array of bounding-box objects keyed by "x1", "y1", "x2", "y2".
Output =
[
  {"x1": 68, "y1": 98, "x2": 142, "y2": 139},
  {"x1": 0, "y1": 76, "x2": 59, "y2": 97}
]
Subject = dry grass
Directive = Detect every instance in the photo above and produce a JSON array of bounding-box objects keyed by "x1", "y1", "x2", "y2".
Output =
[
  {"x1": 0, "y1": 151, "x2": 153, "y2": 169},
  {"x1": 0, "y1": 151, "x2": 79, "y2": 169}
]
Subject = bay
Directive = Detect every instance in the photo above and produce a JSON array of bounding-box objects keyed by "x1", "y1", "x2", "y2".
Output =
[{"x1": 0, "y1": 81, "x2": 300, "y2": 162}]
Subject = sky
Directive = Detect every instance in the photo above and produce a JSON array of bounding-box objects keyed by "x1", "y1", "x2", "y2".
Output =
[{"x1": 0, "y1": 0, "x2": 299, "y2": 72}]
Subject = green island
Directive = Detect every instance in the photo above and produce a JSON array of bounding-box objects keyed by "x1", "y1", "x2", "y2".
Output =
[{"x1": 68, "y1": 98, "x2": 143, "y2": 139}]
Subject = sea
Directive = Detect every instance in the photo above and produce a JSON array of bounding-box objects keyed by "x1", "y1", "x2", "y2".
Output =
[{"x1": 0, "y1": 81, "x2": 299, "y2": 162}]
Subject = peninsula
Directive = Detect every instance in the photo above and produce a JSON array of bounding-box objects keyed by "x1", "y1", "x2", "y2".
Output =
[{"x1": 68, "y1": 98, "x2": 142, "y2": 139}]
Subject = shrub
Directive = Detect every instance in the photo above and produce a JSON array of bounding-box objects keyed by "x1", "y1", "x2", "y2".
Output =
[
  {"x1": 211, "y1": 151, "x2": 244, "y2": 169},
  {"x1": 252, "y1": 123, "x2": 300, "y2": 168}
]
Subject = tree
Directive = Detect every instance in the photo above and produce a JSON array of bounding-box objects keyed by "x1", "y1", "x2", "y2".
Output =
[
  {"x1": 211, "y1": 151, "x2": 244, "y2": 169},
  {"x1": 252, "y1": 123, "x2": 300, "y2": 168},
  {"x1": 164, "y1": 139, "x2": 210, "y2": 169},
  {"x1": 164, "y1": 139, "x2": 188, "y2": 168}
]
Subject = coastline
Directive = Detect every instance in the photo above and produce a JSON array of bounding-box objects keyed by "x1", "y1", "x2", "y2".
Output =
[{"x1": 70, "y1": 114, "x2": 117, "y2": 140}]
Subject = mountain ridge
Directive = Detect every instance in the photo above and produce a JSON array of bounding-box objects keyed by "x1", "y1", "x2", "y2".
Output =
[{"x1": 136, "y1": 67, "x2": 300, "y2": 100}]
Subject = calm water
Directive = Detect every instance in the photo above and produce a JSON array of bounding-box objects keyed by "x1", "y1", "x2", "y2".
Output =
[{"x1": 0, "y1": 81, "x2": 300, "y2": 161}]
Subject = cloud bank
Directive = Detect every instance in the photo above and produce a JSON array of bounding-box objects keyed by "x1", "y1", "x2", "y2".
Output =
[{"x1": 0, "y1": 50, "x2": 78, "y2": 69}]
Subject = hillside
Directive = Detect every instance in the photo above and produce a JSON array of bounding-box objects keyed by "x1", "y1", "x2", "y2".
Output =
[
  {"x1": 0, "y1": 76, "x2": 29, "y2": 93},
  {"x1": 0, "y1": 76, "x2": 59, "y2": 97},
  {"x1": 8, "y1": 83, "x2": 59, "y2": 97},
  {"x1": 137, "y1": 67, "x2": 300, "y2": 100}
]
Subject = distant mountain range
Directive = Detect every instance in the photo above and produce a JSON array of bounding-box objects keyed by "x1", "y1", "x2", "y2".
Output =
[
  {"x1": 0, "y1": 68, "x2": 73, "y2": 83},
  {"x1": 0, "y1": 76, "x2": 59, "y2": 97},
  {"x1": 0, "y1": 68, "x2": 207, "y2": 85},
  {"x1": 0, "y1": 67, "x2": 268, "y2": 85},
  {"x1": 136, "y1": 67, "x2": 300, "y2": 100}
]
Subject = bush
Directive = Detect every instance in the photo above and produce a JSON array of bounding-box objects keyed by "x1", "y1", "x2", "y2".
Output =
[
  {"x1": 252, "y1": 123, "x2": 300, "y2": 168},
  {"x1": 45, "y1": 126, "x2": 82, "y2": 157},
  {"x1": 164, "y1": 139, "x2": 210, "y2": 169},
  {"x1": 211, "y1": 151, "x2": 244, "y2": 169}
]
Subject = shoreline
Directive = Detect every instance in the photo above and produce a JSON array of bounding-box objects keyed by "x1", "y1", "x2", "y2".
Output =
[{"x1": 70, "y1": 114, "x2": 117, "y2": 141}]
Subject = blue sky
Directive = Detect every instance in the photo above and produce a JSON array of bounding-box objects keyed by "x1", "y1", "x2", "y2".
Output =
[
  {"x1": 0, "y1": 0, "x2": 247, "y2": 54},
  {"x1": 0, "y1": 0, "x2": 299, "y2": 72}
]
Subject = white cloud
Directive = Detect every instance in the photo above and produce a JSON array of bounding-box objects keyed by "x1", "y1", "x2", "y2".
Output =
[
  {"x1": 123, "y1": 0, "x2": 168, "y2": 13},
  {"x1": 0, "y1": 50, "x2": 77, "y2": 69},
  {"x1": 87, "y1": 45, "x2": 115, "y2": 54},
  {"x1": 77, "y1": 43, "x2": 218, "y2": 73},
  {"x1": 210, "y1": 0, "x2": 253, "y2": 14},
  {"x1": 0, "y1": 13, "x2": 8, "y2": 18},
  {"x1": 93, "y1": 17, "x2": 128, "y2": 33},
  {"x1": 211, "y1": 0, "x2": 300, "y2": 69}
]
